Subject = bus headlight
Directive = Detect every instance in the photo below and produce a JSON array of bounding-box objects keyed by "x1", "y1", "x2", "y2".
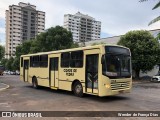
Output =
[{"x1": 105, "y1": 84, "x2": 110, "y2": 89}]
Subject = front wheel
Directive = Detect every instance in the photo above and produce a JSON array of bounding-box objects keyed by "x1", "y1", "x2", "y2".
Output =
[{"x1": 73, "y1": 82, "x2": 83, "y2": 97}]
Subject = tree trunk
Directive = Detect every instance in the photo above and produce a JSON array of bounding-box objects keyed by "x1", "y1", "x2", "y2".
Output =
[{"x1": 135, "y1": 69, "x2": 140, "y2": 80}]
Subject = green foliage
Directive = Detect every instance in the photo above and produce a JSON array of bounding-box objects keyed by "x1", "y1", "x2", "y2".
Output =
[
  {"x1": 16, "y1": 26, "x2": 78, "y2": 56},
  {"x1": 70, "y1": 42, "x2": 79, "y2": 48},
  {"x1": 139, "y1": 0, "x2": 160, "y2": 10},
  {"x1": 0, "y1": 45, "x2": 5, "y2": 61},
  {"x1": 156, "y1": 33, "x2": 160, "y2": 40},
  {"x1": 148, "y1": 16, "x2": 160, "y2": 26},
  {"x1": 152, "y1": 1, "x2": 160, "y2": 10},
  {"x1": 12, "y1": 57, "x2": 20, "y2": 71},
  {"x1": 14, "y1": 40, "x2": 33, "y2": 70},
  {"x1": 6, "y1": 57, "x2": 14, "y2": 71},
  {"x1": 0, "y1": 57, "x2": 19, "y2": 71},
  {"x1": 118, "y1": 30, "x2": 160, "y2": 78},
  {"x1": 0, "y1": 58, "x2": 7, "y2": 68},
  {"x1": 30, "y1": 26, "x2": 75, "y2": 53},
  {"x1": 15, "y1": 40, "x2": 33, "y2": 58},
  {"x1": 11, "y1": 26, "x2": 78, "y2": 71}
]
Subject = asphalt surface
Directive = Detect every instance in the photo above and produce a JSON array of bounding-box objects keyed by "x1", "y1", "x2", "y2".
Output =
[
  {"x1": 0, "y1": 75, "x2": 160, "y2": 120},
  {"x1": 0, "y1": 82, "x2": 8, "y2": 89}
]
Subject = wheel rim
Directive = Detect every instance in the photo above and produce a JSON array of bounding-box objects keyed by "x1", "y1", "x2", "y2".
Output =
[{"x1": 75, "y1": 84, "x2": 82, "y2": 94}]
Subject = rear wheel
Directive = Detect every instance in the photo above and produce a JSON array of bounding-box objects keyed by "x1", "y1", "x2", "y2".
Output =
[
  {"x1": 32, "y1": 77, "x2": 39, "y2": 89},
  {"x1": 73, "y1": 82, "x2": 83, "y2": 97}
]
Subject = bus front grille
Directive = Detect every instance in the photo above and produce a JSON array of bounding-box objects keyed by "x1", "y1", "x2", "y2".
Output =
[{"x1": 111, "y1": 81, "x2": 130, "y2": 90}]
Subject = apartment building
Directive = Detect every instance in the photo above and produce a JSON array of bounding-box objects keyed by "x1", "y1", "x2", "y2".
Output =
[
  {"x1": 63, "y1": 12, "x2": 101, "y2": 43},
  {"x1": 5, "y1": 2, "x2": 45, "y2": 58}
]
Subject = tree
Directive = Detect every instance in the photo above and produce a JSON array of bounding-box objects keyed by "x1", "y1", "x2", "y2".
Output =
[
  {"x1": 15, "y1": 40, "x2": 33, "y2": 58},
  {"x1": 0, "y1": 45, "x2": 5, "y2": 61},
  {"x1": 140, "y1": 0, "x2": 160, "y2": 25},
  {"x1": 6, "y1": 57, "x2": 14, "y2": 71},
  {"x1": 70, "y1": 42, "x2": 79, "y2": 48},
  {"x1": 156, "y1": 33, "x2": 160, "y2": 40},
  {"x1": 14, "y1": 40, "x2": 34, "y2": 71},
  {"x1": 30, "y1": 26, "x2": 77, "y2": 53},
  {"x1": 118, "y1": 30, "x2": 160, "y2": 79},
  {"x1": 14, "y1": 26, "x2": 79, "y2": 70},
  {"x1": 0, "y1": 58, "x2": 8, "y2": 69},
  {"x1": 16, "y1": 26, "x2": 78, "y2": 55},
  {"x1": 12, "y1": 57, "x2": 20, "y2": 71}
]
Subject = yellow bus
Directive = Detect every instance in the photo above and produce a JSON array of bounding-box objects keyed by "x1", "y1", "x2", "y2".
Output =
[{"x1": 20, "y1": 44, "x2": 132, "y2": 97}]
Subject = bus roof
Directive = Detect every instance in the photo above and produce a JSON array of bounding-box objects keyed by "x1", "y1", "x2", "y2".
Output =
[{"x1": 21, "y1": 44, "x2": 129, "y2": 57}]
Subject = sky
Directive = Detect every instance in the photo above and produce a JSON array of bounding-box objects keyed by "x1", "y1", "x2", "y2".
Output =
[{"x1": 0, "y1": 0, "x2": 160, "y2": 46}]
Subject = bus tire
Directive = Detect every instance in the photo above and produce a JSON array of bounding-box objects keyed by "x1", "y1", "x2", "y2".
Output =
[
  {"x1": 73, "y1": 82, "x2": 83, "y2": 97},
  {"x1": 32, "y1": 77, "x2": 39, "y2": 89}
]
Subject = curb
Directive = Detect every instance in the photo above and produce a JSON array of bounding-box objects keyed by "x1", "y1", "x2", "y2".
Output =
[{"x1": 0, "y1": 83, "x2": 10, "y2": 91}]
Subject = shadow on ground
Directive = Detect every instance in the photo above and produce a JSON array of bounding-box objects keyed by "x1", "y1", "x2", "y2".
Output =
[{"x1": 24, "y1": 85, "x2": 130, "y2": 103}]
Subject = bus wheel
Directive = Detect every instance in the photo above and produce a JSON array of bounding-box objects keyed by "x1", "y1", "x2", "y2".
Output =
[
  {"x1": 32, "y1": 77, "x2": 38, "y2": 89},
  {"x1": 73, "y1": 82, "x2": 83, "y2": 97}
]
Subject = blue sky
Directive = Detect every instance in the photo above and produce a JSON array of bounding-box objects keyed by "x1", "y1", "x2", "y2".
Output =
[{"x1": 0, "y1": 0, "x2": 160, "y2": 45}]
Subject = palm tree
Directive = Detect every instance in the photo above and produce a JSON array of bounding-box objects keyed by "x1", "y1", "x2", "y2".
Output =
[{"x1": 140, "y1": 0, "x2": 160, "y2": 25}]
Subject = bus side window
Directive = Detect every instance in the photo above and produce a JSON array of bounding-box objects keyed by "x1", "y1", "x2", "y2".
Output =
[
  {"x1": 70, "y1": 51, "x2": 83, "y2": 68},
  {"x1": 61, "y1": 52, "x2": 70, "y2": 68},
  {"x1": 32, "y1": 56, "x2": 39, "y2": 67},
  {"x1": 40, "y1": 55, "x2": 48, "y2": 67}
]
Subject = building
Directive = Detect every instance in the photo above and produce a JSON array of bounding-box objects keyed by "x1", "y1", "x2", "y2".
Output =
[
  {"x1": 85, "y1": 29, "x2": 160, "y2": 46},
  {"x1": 5, "y1": 2, "x2": 45, "y2": 58},
  {"x1": 63, "y1": 12, "x2": 101, "y2": 43}
]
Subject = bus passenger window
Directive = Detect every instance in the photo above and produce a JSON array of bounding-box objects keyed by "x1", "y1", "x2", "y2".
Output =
[
  {"x1": 70, "y1": 51, "x2": 83, "y2": 68},
  {"x1": 40, "y1": 55, "x2": 48, "y2": 67},
  {"x1": 31, "y1": 56, "x2": 39, "y2": 67},
  {"x1": 61, "y1": 52, "x2": 70, "y2": 67}
]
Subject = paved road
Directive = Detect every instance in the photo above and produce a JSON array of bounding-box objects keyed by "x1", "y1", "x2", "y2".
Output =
[
  {"x1": 0, "y1": 75, "x2": 160, "y2": 119},
  {"x1": 0, "y1": 82, "x2": 8, "y2": 89}
]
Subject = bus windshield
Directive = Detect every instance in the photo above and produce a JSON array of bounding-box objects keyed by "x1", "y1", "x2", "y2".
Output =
[{"x1": 103, "y1": 46, "x2": 131, "y2": 79}]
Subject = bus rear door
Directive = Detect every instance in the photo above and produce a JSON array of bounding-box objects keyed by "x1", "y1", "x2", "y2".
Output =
[{"x1": 23, "y1": 60, "x2": 29, "y2": 82}]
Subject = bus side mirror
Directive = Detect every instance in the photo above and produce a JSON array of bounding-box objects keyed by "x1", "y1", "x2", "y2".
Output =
[{"x1": 101, "y1": 55, "x2": 105, "y2": 64}]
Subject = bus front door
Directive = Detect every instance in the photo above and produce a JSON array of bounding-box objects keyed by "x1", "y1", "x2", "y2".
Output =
[
  {"x1": 86, "y1": 54, "x2": 99, "y2": 94},
  {"x1": 23, "y1": 60, "x2": 29, "y2": 82},
  {"x1": 49, "y1": 57, "x2": 59, "y2": 88}
]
